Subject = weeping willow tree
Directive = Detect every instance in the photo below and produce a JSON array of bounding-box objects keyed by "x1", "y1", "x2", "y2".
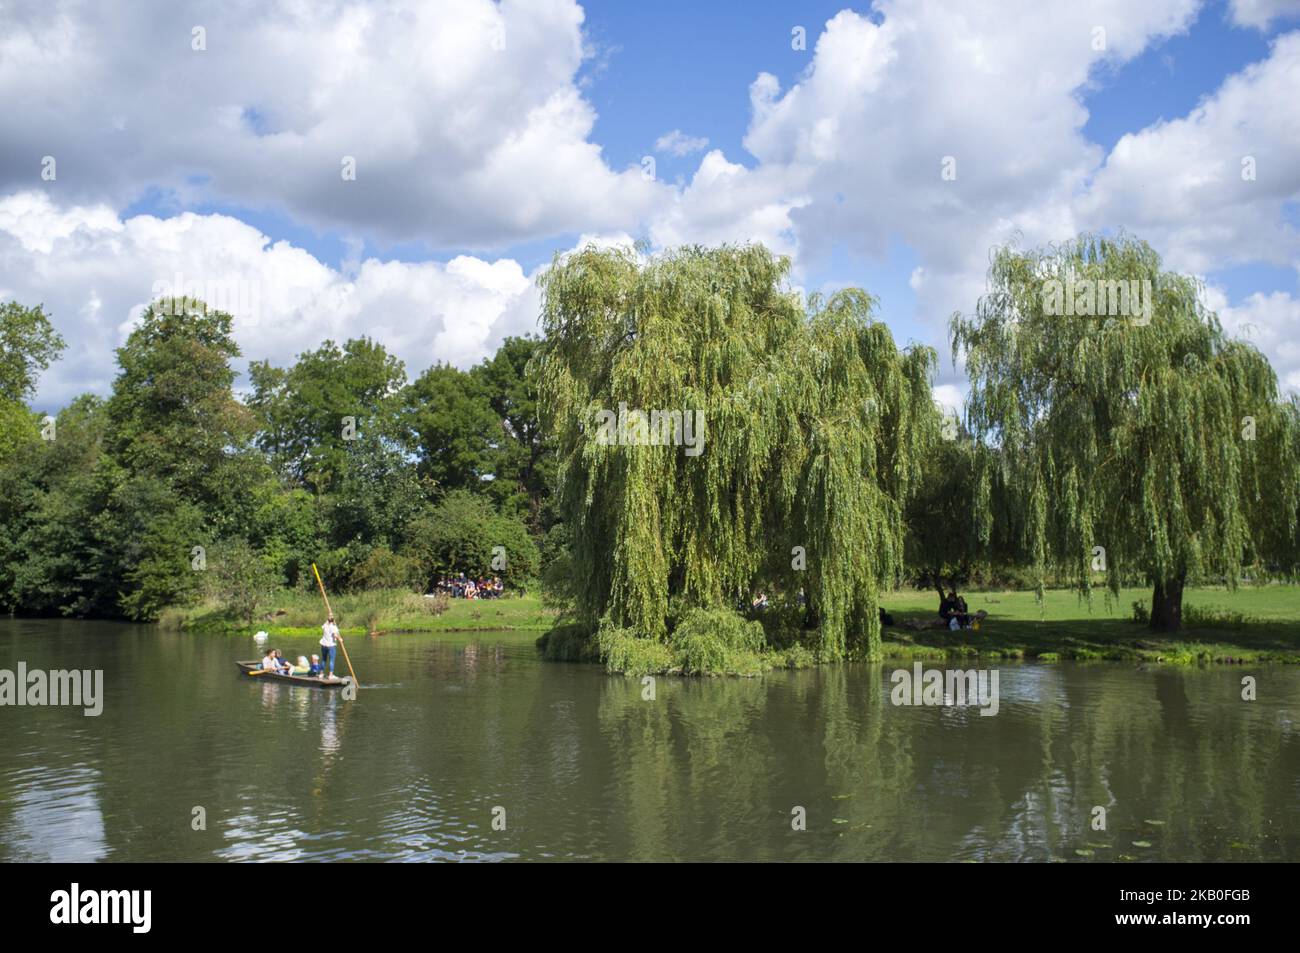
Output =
[
  {"x1": 952, "y1": 234, "x2": 1300, "y2": 630},
  {"x1": 533, "y1": 243, "x2": 937, "y2": 668}
]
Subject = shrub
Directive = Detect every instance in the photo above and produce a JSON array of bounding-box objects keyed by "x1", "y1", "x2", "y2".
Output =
[
  {"x1": 596, "y1": 619, "x2": 676, "y2": 676},
  {"x1": 352, "y1": 545, "x2": 418, "y2": 591},
  {"x1": 204, "y1": 538, "x2": 282, "y2": 625},
  {"x1": 668, "y1": 607, "x2": 768, "y2": 676},
  {"x1": 775, "y1": 643, "x2": 817, "y2": 669}
]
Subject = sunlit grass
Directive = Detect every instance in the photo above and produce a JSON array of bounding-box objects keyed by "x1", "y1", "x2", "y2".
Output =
[{"x1": 879, "y1": 584, "x2": 1300, "y2": 663}]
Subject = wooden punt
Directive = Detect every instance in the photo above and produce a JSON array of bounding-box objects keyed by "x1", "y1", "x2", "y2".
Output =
[{"x1": 235, "y1": 660, "x2": 348, "y2": 688}]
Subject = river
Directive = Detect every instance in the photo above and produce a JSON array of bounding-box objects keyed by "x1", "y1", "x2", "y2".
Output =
[{"x1": 1, "y1": 618, "x2": 1297, "y2": 861}]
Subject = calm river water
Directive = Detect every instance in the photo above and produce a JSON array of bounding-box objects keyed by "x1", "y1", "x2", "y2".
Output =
[{"x1": 1, "y1": 618, "x2": 1297, "y2": 861}]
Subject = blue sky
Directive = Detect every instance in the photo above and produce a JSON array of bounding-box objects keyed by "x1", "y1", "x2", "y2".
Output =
[
  {"x1": 3, "y1": 0, "x2": 1298, "y2": 406},
  {"x1": 123, "y1": 1, "x2": 1298, "y2": 329}
]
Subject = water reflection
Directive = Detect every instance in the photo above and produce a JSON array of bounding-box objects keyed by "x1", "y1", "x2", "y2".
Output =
[{"x1": 1, "y1": 620, "x2": 1298, "y2": 862}]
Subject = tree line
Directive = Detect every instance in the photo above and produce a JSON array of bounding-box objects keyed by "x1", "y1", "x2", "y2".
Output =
[
  {"x1": 0, "y1": 297, "x2": 546, "y2": 621},
  {"x1": 2, "y1": 234, "x2": 1298, "y2": 653}
]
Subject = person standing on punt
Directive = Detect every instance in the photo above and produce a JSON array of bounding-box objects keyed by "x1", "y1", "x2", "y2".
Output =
[{"x1": 320, "y1": 614, "x2": 340, "y2": 678}]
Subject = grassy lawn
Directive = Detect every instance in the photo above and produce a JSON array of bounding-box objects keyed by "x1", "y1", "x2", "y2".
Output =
[
  {"x1": 176, "y1": 583, "x2": 1300, "y2": 664},
  {"x1": 879, "y1": 584, "x2": 1300, "y2": 664},
  {"x1": 173, "y1": 587, "x2": 561, "y2": 637}
]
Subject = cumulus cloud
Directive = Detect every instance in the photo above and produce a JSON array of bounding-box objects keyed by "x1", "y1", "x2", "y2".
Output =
[
  {"x1": 0, "y1": 0, "x2": 663, "y2": 250},
  {"x1": 0, "y1": 193, "x2": 543, "y2": 409},
  {"x1": 654, "y1": 130, "x2": 709, "y2": 156},
  {"x1": 1078, "y1": 32, "x2": 1300, "y2": 275},
  {"x1": 1229, "y1": 0, "x2": 1300, "y2": 30},
  {"x1": 650, "y1": 1, "x2": 1200, "y2": 328},
  {"x1": 1204, "y1": 283, "x2": 1300, "y2": 393},
  {"x1": 4, "y1": 0, "x2": 1298, "y2": 410}
]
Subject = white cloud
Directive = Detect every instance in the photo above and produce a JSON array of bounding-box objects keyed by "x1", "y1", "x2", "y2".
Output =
[
  {"x1": 650, "y1": 1, "x2": 1200, "y2": 329},
  {"x1": 5, "y1": 0, "x2": 1298, "y2": 411},
  {"x1": 1203, "y1": 283, "x2": 1300, "y2": 393},
  {"x1": 1228, "y1": 0, "x2": 1300, "y2": 30},
  {"x1": 1078, "y1": 32, "x2": 1300, "y2": 275},
  {"x1": 654, "y1": 130, "x2": 709, "y2": 156},
  {"x1": 0, "y1": 193, "x2": 542, "y2": 409},
  {"x1": 931, "y1": 383, "x2": 964, "y2": 416},
  {"x1": 0, "y1": 0, "x2": 664, "y2": 250}
]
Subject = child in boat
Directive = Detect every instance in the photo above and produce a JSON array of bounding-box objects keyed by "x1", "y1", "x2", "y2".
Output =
[{"x1": 308, "y1": 654, "x2": 324, "y2": 677}]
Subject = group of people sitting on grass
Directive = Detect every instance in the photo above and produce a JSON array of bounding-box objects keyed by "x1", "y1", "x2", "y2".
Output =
[
  {"x1": 434, "y1": 574, "x2": 504, "y2": 599},
  {"x1": 738, "y1": 587, "x2": 982, "y2": 632},
  {"x1": 939, "y1": 589, "x2": 984, "y2": 629}
]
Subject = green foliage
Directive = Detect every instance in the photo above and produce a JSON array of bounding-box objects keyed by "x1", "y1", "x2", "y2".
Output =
[
  {"x1": 536, "y1": 243, "x2": 938, "y2": 662},
  {"x1": 403, "y1": 489, "x2": 538, "y2": 589},
  {"x1": 536, "y1": 622, "x2": 601, "y2": 663},
  {"x1": 112, "y1": 482, "x2": 206, "y2": 621},
  {"x1": 0, "y1": 395, "x2": 112, "y2": 614},
  {"x1": 106, "y1": 298, "x2": 253, "y2": 504},
  {"x1": 0, "y1": 397, "x2": 40, "y2": 460},
  {"x1": 595, "y1": 619, "x2": 676, "y2": 676},
  {"x1": 669, "y1": 608, "x2": 768, "y2": 676},
  {"x1": 351, "y1": 545, "x2": 419, "y2": 592},
  {"x1": 473, "y1": 335, "x2": 556, "y2": 528},
  {"x1": 0, "y1": 299, "x2": 546, "y2": 620},
  {"x1": 249, "y1": 336, "x2": 406, "y2": 490},
  {"x1": 402, "y1": 362, "x2": 499, "y2": 490},
  {"x1": 952, "y1": 234, "x2": 1300, "y2": 630},
  {"x1": 204, "y1": 538, "x2": 282, "y2": 625},
  {"x1": 0, "y1": 301, "x2": 65, "y2": 403}
]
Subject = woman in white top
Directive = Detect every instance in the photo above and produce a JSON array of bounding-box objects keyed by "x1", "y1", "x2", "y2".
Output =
[{"x1": 320, "y1": 615, "x2": 340, "y2": 678}]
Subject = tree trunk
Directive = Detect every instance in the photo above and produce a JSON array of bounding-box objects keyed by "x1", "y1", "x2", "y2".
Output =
[{"x1": 1149, "y1": 575, "x2": 1185, "y2": 631}]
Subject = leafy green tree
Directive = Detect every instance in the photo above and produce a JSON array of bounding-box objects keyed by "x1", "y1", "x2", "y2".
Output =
[
  {"x1": 106, "y1": 477, "x2": 207, "y2": 621},
  {"x1": 0, "y1": 301, "x2": 65, "y2": 459},
  {"x1": 0, "y1": 395, "x2": 112, "y2": 615},
  {"x1": 249, "y1": 337, "x2": 406, "y2": 490},
  {"x1": 324, "y1": 430, "x2": 431, "y2": 552},
  {"x1": 205, "y1": 538, "x2": 283, "y2": 625},
  {"x1": 951, "y1": 235, "x2": 1300, "y2": 630},
  {"x1": 471, "y1": 336, "x2": 556, "y2": 528},
  {"x1": 403, "y1": 489, "x2": 538, "y2": 590},
  {"x1": 0, "y1": 301, "x2": 65, "y2": 403},
  {"x1": 105, "y1": 297, "x2": 254, "y2": 506},
  {"x1": 904, "y1": 433, "x2": 982, "y2": 600},
  {"x1": 248, "y1": 483, "x2": 325, "y2": 589},
  {"x1": 535, "y1": 244, "x2": 937, "y2": 661},
  {"x1": 403, "y1": 362, "x2": 499, "y2": 491}
]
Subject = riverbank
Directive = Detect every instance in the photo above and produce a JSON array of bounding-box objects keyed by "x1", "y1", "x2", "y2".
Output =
[
  {"x1": 170, "y1": 583, "x2": 1300, "y2": 668},
  {"x1": 171, "y1": 588, "x2": 560, "y2": 636},
  {"x1": 879, "y1": 585, "x2": 1300, "y2": 665},
  {"x1": 539, "y1": 583, "x2": 1300, "y2": 674}
]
